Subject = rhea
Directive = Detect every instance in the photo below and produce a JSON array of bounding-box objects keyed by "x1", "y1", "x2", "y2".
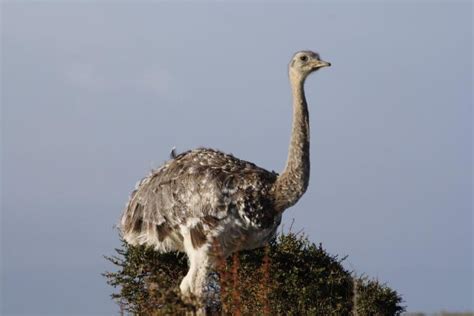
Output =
[{"x1": 120, "y1": 50, "x2": 330, "y2": 301}]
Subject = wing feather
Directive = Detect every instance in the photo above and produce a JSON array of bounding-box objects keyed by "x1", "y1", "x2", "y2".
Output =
[{"x1": 120, "y1": 148, "x2": 279, "y2": 240}]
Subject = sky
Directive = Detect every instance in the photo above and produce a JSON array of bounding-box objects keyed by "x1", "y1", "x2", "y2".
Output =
[{"x1": 1, "y1": 1, "x2": 472, "y2": 315}]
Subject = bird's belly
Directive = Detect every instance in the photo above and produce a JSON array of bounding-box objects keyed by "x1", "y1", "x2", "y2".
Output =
[
  {"x1": 213, "y1": 214, "x2": 281, "y2": 257},
  {"x1": 240, "y1": 225, "x2": 279, "y2": 250}
]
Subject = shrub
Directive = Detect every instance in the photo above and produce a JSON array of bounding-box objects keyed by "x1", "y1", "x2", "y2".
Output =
[
  {"x1": 104, "y1": 231, "x2": 405, "y2": 315},
  {"x1": 354, "y1": 276, "x2": 405, "y2": 316}
]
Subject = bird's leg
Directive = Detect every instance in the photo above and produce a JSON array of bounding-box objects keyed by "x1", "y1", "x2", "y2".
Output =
[
  {"x1": 180, "y1": 233, "x2": 211, "y2": 303},
  {"x1": 191, "y1": 248, "x2": 210, "y2": 298},
  {"x1": 180, "y1": 237, "x2": 196, "y2": 298}
]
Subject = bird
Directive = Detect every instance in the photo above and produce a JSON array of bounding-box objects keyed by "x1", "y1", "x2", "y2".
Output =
[{"x1": 120, "y1": 50, "x2": 331, "y2": 302}]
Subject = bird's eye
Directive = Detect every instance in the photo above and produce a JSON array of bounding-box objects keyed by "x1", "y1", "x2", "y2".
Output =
[{"x1": 300, "y1": 55, "x2": 308, "y2": 62}]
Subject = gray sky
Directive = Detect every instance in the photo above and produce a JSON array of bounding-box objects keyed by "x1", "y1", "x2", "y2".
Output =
[{"x1": 1, "y1": 1, "x2": 472, "y2": 314}]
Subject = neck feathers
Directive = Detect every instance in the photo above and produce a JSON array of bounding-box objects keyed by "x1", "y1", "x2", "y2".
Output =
[{"x1": 273, "y1": 77, "x2": 310, "y2": 212}]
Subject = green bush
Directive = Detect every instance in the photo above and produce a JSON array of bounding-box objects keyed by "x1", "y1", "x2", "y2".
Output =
[
  {"x1": 104, "y1": 231, "x2": 405, "y2": 315},
  {"x1": 354, "y1": 276, "x2": 405, "y2": 316}
]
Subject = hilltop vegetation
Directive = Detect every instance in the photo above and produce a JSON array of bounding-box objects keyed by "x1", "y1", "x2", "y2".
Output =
[{"x1": 104, "y1": 231, "x2": 405, "y2": 315}]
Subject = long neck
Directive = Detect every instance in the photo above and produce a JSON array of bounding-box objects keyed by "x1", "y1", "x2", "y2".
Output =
[{"x1": 273, "y1": 76, "x2": 310, "y2": 212}]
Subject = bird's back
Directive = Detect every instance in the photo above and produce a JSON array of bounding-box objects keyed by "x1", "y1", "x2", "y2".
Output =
[{"x1": 120, "y1": 148, "x2": 280, "y2": 252}]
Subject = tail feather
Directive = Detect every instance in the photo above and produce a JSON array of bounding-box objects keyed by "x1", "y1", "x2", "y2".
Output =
[{"x1": 120, "y1": 202, "x2": 182, "y2": 252}]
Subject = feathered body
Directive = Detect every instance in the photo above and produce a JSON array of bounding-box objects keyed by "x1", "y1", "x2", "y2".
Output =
[
  {"x1": 120, "y1": 50, "x2": 330, "y2": 301},
  {"x1": 121, "y1": 148, "x2": 281, "y2": 258}
]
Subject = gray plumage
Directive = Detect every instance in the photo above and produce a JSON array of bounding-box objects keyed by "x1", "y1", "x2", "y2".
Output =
[
  {"x1": 122, "y1": 148, "x2": 279, "y2": 253},
  {"x1": 120, "y1": 50, "x2": 331, "y2": 301}
]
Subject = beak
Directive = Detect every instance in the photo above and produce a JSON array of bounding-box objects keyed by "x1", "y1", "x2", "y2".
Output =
[{"x1": 311, "y1": 60, "x2": 331, "y2": 69}]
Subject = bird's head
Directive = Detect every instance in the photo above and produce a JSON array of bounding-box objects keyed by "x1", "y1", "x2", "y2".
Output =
[{"x1": 289, "y1": 50, "x2": 331, "y2": 81}]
